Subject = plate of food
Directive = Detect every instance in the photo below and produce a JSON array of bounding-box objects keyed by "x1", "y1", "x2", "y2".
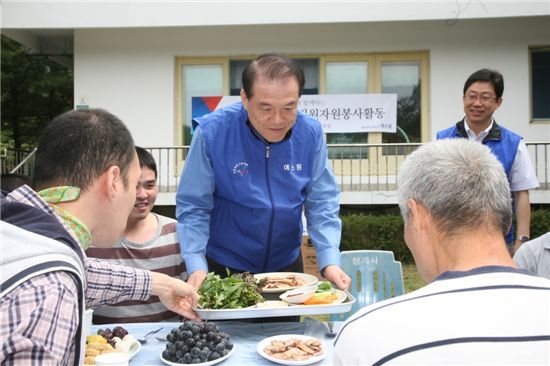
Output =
[
  {"x1": 160, "y1": 320, "x2": 235, "y2": 366},
  {"x1": 254, "y1": 272, "x2": 318, "y2": 293},
  {"x1": 161, "y1": 347, "x2": 234, "y2": 366},
  {"x1": 257, "y1": 334, "x2": 327, "y2": 366},
  {"x1": 85, "y1": 326, "x2": 141, "y2": 365}
]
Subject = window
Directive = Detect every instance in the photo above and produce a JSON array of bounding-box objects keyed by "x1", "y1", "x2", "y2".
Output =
[
  {"x1": 325, "y1": 61, "x2": 370, "y2": 146},
  {"x1": 176, "y1": 59, "x2": 226, "y2": 145},
  {"x1": 531, "y1": 46, "x2": 550, "y2": 121},
  {"x1": 381, "y1": 61, "x2": 421, "y2": 144},
  {"x1": 229, "y1": 58, "x2": 319, "y2": 96},
  {"x1": 176, "y1": 52, "x2": 428, "y2": 146}
]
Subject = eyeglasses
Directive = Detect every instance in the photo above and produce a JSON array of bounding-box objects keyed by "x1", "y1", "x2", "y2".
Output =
[{"x1": 464, "y1": 94, "x2": 497, "y2": 104}]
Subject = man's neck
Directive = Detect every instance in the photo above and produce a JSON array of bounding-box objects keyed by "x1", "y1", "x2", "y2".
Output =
[
  {"x1": 434, "y1": 231, "x2": 516, "y2": 276},
  {"x1": 123, "y1": 213, "x2": 158, "y2": 244}
]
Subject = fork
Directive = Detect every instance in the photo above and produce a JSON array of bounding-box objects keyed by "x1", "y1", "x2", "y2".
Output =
[{"x1": 136, "y1": 326, "x2": 163, "y2": 343}]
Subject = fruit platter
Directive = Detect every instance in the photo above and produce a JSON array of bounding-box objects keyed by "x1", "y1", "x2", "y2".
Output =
[
  {"x1": 195, "y1": 272, "x2": 355, "y2": 320},
  {"x1": 84, "y1": 326, "x2": 141, "y2": 365},
  {"x1": 160, "y1": 320, "x2": 235, "y2": 366}
]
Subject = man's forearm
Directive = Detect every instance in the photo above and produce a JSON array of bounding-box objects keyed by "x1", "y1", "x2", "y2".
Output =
[{"x1": 513, "y1": 190, "x2": 531, "y2": 252}]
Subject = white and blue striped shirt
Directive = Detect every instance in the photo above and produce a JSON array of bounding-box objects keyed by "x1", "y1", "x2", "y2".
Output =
[{"x1": 334, "y1": 266, "x2": 550, "y2": 365}]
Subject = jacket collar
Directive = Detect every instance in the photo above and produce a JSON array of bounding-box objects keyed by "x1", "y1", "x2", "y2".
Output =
[
  {"x1": 246, "y1": 119, "x2": 293, "y2": 144},
  {"x1": 456, "y1": 119, "x2": 502, "y2": 143}
]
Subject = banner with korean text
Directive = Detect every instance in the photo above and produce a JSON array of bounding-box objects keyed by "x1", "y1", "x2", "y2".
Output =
[{"x1": 192, "y1": 94, "x2": 397, "y2": 133}]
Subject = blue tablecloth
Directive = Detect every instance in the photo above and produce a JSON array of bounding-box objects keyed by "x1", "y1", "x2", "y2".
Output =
[{"x1": 92, "y1": 318, "x2": 340, "y2": 365}]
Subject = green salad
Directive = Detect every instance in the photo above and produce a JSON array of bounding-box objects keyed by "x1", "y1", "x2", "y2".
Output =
[{"x1": 198, "y1": 271, "x2": 264, "y2": 309}]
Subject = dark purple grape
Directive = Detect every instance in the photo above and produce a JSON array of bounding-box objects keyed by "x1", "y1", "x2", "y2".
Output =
[
  {"x1": 102, "y1": 328, "x2": 113, "y2": 340},
  {"x1": 183, "y1": 353, "x2": 192, "y2": 363},
  {"x1": 209, "y1": 351, "x2": 221, "y2": 361},
  {"x1": 112, "y1": 326, "x2": 128, "y2": 339}
]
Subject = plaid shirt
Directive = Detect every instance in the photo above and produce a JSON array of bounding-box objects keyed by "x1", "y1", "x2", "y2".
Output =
[{"x1": 1, "y1": 185, "x2": 152, "y2": 365}]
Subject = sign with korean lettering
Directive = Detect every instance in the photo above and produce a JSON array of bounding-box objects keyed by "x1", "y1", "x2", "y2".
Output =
[
  {"x1": 299, "y1": 94, "x2": 397, "y2": 133},
  {"x1": 192, "y1": 94, "x2": 397, "y2": 133}
]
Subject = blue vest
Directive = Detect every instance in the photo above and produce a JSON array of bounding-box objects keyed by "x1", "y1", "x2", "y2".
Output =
[
  {"x1": 195, "y1": 102, "x2": 321, "y2": 272},
  {"x1": 436, "y1": 120, "x2": 522, "y2": 243}
]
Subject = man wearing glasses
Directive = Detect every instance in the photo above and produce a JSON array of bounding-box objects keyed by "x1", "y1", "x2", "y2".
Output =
[{"x1": 437, "y1": 68, "x2": 539, "y2": 255}]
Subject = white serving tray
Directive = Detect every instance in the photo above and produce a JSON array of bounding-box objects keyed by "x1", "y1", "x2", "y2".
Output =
[{"x1": 195, "y1": 291, "x2": 355, "y2": 320}]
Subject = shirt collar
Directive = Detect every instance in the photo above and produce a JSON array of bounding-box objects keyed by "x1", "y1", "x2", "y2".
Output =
[
  {"x1": 434, "y1": 265, "x2": 533, "y2": 281},
  {"x1": 458, "y1": 118, "x2": 502, "y2": 143},
  {"x1": 7, "y1": 185, "x2": 91, "y2": 250},
  {"x1": 246, "y1": 119, "x2": 293, "y2": 144},
  {"x1": 463, "y1": 118, "x2": 494, "y2": 141},
  {"x1": 38, "y1": 186, "x2": 92, "y2": 250}
]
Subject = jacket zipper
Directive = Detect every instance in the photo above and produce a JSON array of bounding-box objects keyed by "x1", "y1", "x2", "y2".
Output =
[{"x1": 262, "y1": 144, "x2": 275, "y2": 272}]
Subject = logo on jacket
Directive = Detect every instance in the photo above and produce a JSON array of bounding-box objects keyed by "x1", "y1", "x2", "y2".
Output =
[
  {"x1": 233, "y1": 162, "x2": 249, "y2": 176},
  {"x1": 283, "y1": 163, "x2": 302, "y2": 172}
]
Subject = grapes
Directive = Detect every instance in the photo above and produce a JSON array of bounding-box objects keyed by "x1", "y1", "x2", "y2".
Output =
[
  {"x1": 96, "y1": 325, "x2": 130, "y2": 348},
  {"x1": 112, "y1": 326, "x2": 128, "y2": 339},
  {"x1": 162, "y1": 320, "x2": 233, "y2": 363}
]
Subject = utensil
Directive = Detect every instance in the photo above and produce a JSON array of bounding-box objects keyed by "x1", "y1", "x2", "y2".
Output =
[
  {"x1": 325, "y1": 321, "x2": 337, "y2": 338},
  {"x1": 136, "y1": 327, "x2": 163, "y2": 343}
]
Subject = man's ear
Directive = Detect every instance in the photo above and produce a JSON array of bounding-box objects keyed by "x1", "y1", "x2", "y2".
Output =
[
  {"x1": 103, "y1": 165, "x2": 122, "y2": 201},
  {"x1": 407, "y1": 198, "x2": 429, "y2": 232},
  {"x1": 495, "y1": 97, "x2": 503, "y2": 109},
  {"x1": 240, "y1": 89, "x2": 249, "y2": 110}
]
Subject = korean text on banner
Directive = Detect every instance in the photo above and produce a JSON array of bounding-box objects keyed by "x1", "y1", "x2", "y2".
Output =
[{"x1": 192, "y1": 94, "x2": 397, "y2": 134}]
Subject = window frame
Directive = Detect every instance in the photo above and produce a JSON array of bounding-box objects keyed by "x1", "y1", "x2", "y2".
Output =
[
  {"x1": 529, "y1": 45, "x2": 550, "y2": 124},
  {"x1": 175, "y1": 57, "x2": 229, "y2": 146}
]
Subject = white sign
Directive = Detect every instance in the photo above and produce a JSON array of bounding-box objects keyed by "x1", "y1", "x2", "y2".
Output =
[
  {"x1": 299, "y1": 94, "x2": 397, "y2": 133},
  {"x1": 193, "y1": 94, "x2": 397, "y2": 133}
]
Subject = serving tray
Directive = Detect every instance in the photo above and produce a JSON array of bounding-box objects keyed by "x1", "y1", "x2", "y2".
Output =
[{"x1": 195, "y1": 290, "x2": 355, "y2": 320}]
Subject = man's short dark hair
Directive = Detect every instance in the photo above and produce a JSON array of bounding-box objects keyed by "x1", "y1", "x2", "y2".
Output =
[
  {"x1": 33, "y1": 108, "x2": 135, "y2": 191},
  {"x1": 135, "y1": 146, "x2": 157, "y2": 179},
  {"x1": 242, "y1": 53, "x2": 305, "y2": 98},
  {"x1": 463, "y1": 68, "x2": 504, "y2": 99}
]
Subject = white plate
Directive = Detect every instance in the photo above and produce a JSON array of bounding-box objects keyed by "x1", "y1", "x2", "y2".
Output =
[
  {"x1": 86, "y1": 333, "x2": 141, "y2": 361},
  {"x1": 195, "y1": 290, "x2": 355, "y2": 320},
  {"x1": 160, "y1": 345, "x2": 235, "y2": 366},
  {"x1": 128, "y1": 341, "x2": 141, "y2": 359},
  {"x1": 254, "y1": 272, "x2": 318, "y2": 293},
  {"x1": 329, "y1": 289, "x2": 347, "y2": 304},
  {"x1": 257, "y1": 334, "x2": 327, "y2": 366}
]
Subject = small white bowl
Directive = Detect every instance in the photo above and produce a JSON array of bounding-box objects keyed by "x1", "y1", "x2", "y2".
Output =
[
  {"x1": 94, "y1": 352, "x2": 129, "y2": 366},
  {"x1": 279, "y1": 285, "x2": 316, "y2": 304}
]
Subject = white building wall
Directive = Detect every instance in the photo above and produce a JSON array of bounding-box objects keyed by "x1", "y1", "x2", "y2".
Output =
[{"x1": 74, "y1": 16, "x2": 550, "y2": 147}]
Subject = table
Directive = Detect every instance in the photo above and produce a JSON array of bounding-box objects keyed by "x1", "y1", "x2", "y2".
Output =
[{"x1": 92, "y1": 318, "x2": 342, "y2": 365}]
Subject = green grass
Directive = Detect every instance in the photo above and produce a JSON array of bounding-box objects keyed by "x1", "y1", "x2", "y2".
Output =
[{"x1": 402, "y1": 263, "x2": 425, "y2": 293}]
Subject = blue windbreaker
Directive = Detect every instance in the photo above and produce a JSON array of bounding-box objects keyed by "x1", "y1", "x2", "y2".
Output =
[
  {"x1": 437, "y1": 120, "x2": 521, "y2": 243},
  {"x1": 176, "y1": 102, "x2": 342, "y2": 274}
]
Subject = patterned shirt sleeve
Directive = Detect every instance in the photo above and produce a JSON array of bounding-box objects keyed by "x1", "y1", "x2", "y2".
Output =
[
  {"x1": 0, "y1": 272, "x2": 80, "y2": 365},
  {"x1": 84, "y1": 257, "x2": 151, "y2": 306}
]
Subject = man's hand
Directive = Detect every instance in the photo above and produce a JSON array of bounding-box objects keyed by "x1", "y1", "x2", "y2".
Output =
[
  {"x1": 150, "y1": 272, "x2": 200, "y2": 321},
  {"x1": 187, "y1": 270, "x2": 208, "y2": 291},
  {"x1": 322, "y1": 265, "x2": 351, "y2": 290}
]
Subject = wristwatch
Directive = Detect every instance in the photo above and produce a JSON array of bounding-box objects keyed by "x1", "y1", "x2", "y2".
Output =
[{"x1": 516, "y1": 235, "x2": 529, "y2": 243}]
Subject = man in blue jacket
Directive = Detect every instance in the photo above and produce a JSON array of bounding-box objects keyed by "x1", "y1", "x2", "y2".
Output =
[
  {"x1": 176, "y1": 53, "x2": 351, "y2": 291},
  {"x1": 436, "y1": 69, "x2": 539, "y2": 255}
]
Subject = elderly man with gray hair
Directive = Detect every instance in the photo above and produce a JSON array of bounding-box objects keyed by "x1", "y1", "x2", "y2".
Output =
[{"x1": 334, "y1": 139, "x2": 550, "y2": 365}]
